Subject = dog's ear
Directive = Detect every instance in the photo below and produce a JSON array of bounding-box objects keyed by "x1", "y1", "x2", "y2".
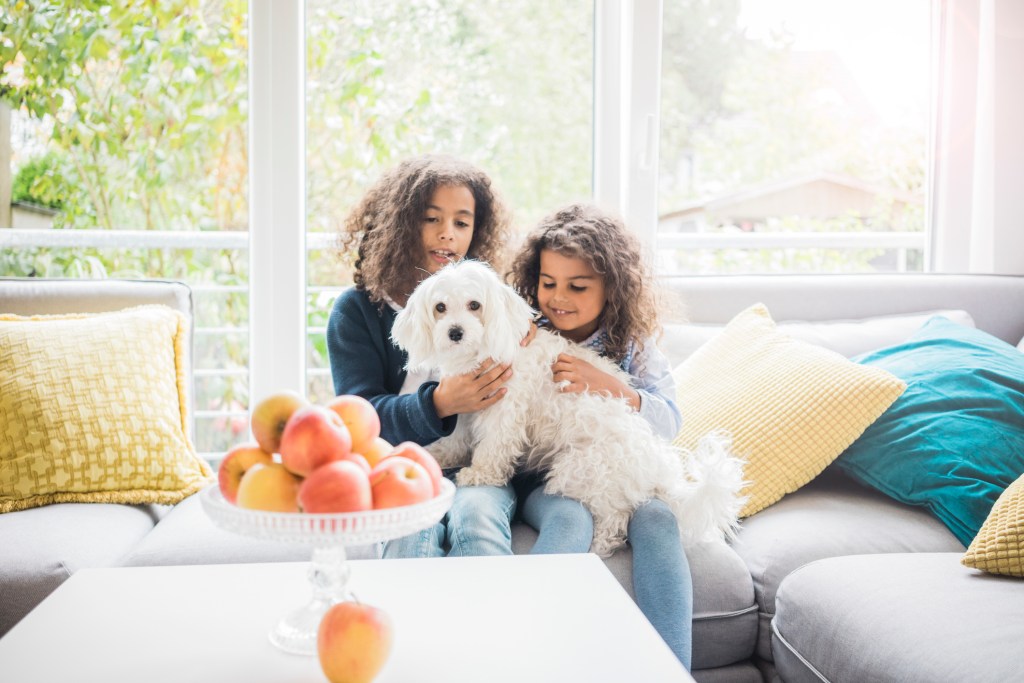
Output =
[
  {"x1": 482, "y1": 276, "x2": 535, "y2": 363},
  {"x1": 391, "y1": 278, "x2": 437, "y2": 372}
]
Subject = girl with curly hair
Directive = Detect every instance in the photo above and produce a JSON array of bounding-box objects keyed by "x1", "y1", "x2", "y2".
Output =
[
  {"x1": 508, "y1": 203, "x2": 694, "y2": 669},
  {"x1": 326, "y1": 155, "x2": 590, "y2": 559}
]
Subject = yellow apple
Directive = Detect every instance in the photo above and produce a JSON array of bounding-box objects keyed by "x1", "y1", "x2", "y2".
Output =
[
  {"x1": 325, "y1": 395, "x2": 381, "y2": 455},
  {"x1": 250, "y1": 391, "x2": 308, "y2": 454},
  {"x1": 318, "y1": 602, "x2": 393, "y2": 683},
  {"x1": 356, "y1": 437, "x2": 394, "y2": 469},
  {"x1": 217, "y1": 442, "x2": 273, "y2": 504},
  {"x1": 235, "y1": 462, "x2": 301, "y2": 512}
]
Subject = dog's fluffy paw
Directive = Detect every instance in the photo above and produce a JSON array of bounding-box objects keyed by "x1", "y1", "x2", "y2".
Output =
[{"x1": 455, "y1": 467, "x2": 508, "y2": 488}]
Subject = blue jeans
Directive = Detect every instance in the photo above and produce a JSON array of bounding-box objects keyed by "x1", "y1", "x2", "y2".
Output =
[
  {"x1": 629, "y1": 499, "x2": 693, "y2": 670},
  {"x1": 382, "y1": 474, "x2": 593, "y2": 557}
]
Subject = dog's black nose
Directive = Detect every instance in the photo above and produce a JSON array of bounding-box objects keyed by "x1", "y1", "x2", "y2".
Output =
[{"x1": 448, "y1": 326, "x2": 463, "y2": 342}]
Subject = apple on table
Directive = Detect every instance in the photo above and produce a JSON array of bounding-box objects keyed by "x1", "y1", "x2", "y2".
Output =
[{"x1": 318, "y1": 601, "x2": 393, "y2": 683}]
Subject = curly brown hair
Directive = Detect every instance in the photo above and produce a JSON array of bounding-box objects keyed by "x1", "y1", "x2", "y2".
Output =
[
  {"x1": 337, "y1": 155, "x2": 511, "y2": 304},
  {"x1": 507, "y1": 203, "x2": 660, "y2": 363}
]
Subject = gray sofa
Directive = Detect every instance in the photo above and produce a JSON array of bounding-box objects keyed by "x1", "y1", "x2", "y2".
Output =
[{"x1": 2, "y1": 274, "x2": 1023, "y2": 683}]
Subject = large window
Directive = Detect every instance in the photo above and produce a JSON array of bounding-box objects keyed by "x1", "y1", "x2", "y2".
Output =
[
  {"x1": 657, "y1": 0, "x2": 931, "y2": 274},
  {"x1": 0, "y1": 1, "x2": 250, "y2": 455},
  {"x1": 11, "y1": 1, "x2": 1010, "y2": 459}
]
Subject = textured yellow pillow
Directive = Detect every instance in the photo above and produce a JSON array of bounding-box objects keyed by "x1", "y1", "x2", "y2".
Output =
[
  {"x1": 0, "y1": 305, "x2": 213, "y2": 513},
  {"x1": 962, "y1": 473, "x2": 1024, "y2": 577},
  {"x1": 672, "y1": 304, "x2": 906, "y2": 518}
]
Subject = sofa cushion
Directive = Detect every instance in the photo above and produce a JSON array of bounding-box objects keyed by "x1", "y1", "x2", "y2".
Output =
[
  {"x1": 121, "y1": 490, "x2": 379, "y2": 567},
  {"x1": 672, "y1": 303, "x2": 905, "y2": 518},
  {"x1": 772, "y1": 553, "x2": 1024, "y2": 683},
  {"x1": 837, "y1": 316, "x2": 1024, "y2": 546},
  {"x1": 0, "y1": 502, "x2": 159, "y2": 636},
  {"x1": 963, "y1": 472, "x2": 1024, "y2": 577},
  {"x1": 661, "y1": 309, "x2": 975, "y2": 366},
  {"x1": 0, "y1": 305, "x2": 213, "y2": 513},
  {"x1": 512, "y1": 523, "x2": 757, "y2": 670},
  {"x1": 731, "y1": 469, "x2": 964, "y2": 661}
]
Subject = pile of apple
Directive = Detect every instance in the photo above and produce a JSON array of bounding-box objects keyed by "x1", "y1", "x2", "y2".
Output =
[{"x1": 218, "y1": 391, "x2": 443, "y2": 514}]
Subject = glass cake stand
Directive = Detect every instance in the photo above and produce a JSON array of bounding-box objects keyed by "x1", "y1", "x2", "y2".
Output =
[{"x1": 200, "y1": 478, "x2": 454, "y2": 655}]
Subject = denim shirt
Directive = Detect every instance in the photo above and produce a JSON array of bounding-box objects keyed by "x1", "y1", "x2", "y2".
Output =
[{"x1": 576, "y1": 327, "x2": 683, "y2": 441}]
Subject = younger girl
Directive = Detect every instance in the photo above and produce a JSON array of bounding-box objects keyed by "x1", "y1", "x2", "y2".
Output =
[
  {"x1": 508, "y1": 203, "x2": 694, "y2": 669},
  {"x1": 326, "y1": 154, "x2": 590, "y2": 558}
]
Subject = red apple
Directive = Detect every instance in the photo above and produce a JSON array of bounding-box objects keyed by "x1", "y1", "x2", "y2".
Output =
[
  {"x1": 250, "y1": 391, "x2": 308, "y2": 454},
  {"x1": 325, "y1": 394, "x2": 381, "y2": 455},
  {"x1": 389, "y1": 442, "x2": 443, "y2": 497},
  {"x1": 356, "y1": 436, "x2": 394, "y2": 469},
  {"x1": 236, "y1": 462, "x2": 301, "y2": 512},
  {"x1": 369, "y1": 456, "x2": 433, "y2": 509},
  {"x1": 298, "y1": 461, "x2": 372, "y2": 513},
  {"x1": 318, "y1": 601, "x2": 393, "y2": 683},
  {"x1": 217, "y1": 443, "x2": 274, "y2": 504},
  {"x1": 279, "y1": 405, "x2": 352, "y2": 477},
  {"x1": 341, "y1": 452, "x2": 372, "y2": 475}
]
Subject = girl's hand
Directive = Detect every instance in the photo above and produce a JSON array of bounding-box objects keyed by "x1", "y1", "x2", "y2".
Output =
[
  {"x1": 520, "y1": 321, "x2": 538, "y2": 347},
  {"x1": 551, "y1": 353, "x2": 641, "y2": 411},
  {"x1": 433, "y1": 358, "x2": 513, "y2": 418}
]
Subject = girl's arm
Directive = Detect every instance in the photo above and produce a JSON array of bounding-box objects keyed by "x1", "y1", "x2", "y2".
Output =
[
  {"x1": 552, "y1": 338, "x2": 682, "y2": 441},
  {"x1": 327, "y1": 289, "x2": 456, "y2": 446},
  {"x1": 625, "y1": 339, "x2": 683, "y2": 442}
]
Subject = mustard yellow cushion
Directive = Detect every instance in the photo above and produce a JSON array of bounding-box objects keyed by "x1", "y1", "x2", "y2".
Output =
[
  {"x1": 672, "y1": 304, "x2": 906, "y2": 518},
  {"x1": 0, "y1": 305, "x2": 213, "y2": 513},
  {"x1": 962, "y1": 473, "x2": 1024, "y2": 577}
]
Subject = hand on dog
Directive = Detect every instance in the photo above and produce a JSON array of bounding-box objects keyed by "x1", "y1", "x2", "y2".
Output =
[
  {"x1": 433, "y1": 358, "x2": 512, "y2": 418},
  {"x1": 551, "y1": 353, "x2": 641, "y2": 411}
]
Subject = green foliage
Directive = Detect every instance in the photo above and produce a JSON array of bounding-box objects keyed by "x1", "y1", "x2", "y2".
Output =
[
  {"x1": 1, "y1": 0, "x2": 248, "y2": 231},
  {"x1": 11, "y1": 153, "x2": 71, "y2": 210}
]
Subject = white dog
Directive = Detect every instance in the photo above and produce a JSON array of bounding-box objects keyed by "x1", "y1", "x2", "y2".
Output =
[{"x1": 392, "y1": 260, "x2": 746, "y2": 556}]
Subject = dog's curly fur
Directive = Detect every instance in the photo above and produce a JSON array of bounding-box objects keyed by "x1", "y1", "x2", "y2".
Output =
[{"x1": 392, "y1": 260, "x2": 746, "y2": 556}]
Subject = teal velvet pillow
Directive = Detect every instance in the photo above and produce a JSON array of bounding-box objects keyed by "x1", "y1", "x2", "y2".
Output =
[{"x1": 836, "y1": 316, "x2": 1024, "y2": 546}]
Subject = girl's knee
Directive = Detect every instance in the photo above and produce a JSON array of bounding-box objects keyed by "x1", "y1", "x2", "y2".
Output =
[
  {"x1": 629, "y1": 499, "x2": 679, "y2": 537},
  {"x1": 450, "y1": 486, "x2": 515, "y2": 530}
]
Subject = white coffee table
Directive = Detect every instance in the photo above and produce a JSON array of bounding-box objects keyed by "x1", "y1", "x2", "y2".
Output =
[{"x1": 0, "y1": 553, "x2": 693, "y2": 682}]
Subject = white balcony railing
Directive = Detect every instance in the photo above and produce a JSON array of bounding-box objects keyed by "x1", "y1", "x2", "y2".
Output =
[{"x1": 0, "y1": 226, "x2": 926, "y2": 455}]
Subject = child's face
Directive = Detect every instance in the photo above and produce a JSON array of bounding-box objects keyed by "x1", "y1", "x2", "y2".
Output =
[
  {"x1": 537, "y1": 249, "x2": 607, "y2": 343},
  {"x1": 419, "y1": 184, "x2": 476, "y2": 278}
]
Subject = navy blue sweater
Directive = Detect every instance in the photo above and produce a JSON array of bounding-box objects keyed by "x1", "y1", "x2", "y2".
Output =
[{"x1": 326, "y1": 287, "x2": 457, "y2": 446}]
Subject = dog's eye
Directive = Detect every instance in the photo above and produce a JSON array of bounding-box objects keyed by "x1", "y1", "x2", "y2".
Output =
[
  {"x1": 468, "y1": 301, "x2": 481, "y2": 311},
  {"x1": 435, "y1": 302, "x2": 446, "y2": 313}
]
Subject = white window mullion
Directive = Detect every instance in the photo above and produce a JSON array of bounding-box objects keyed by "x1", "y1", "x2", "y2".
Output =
[
  {"x1": 623, "y1": 0, "x2": 663, "y2": 248},
  {"x1": 249, "y1": 0, "x2": 306, "y2": 406},
  {"x1": 593, "y1": 0, "x2": 626, "y2": 211},
  {"x1": 594, "y1": 0, "x2": 663, "y2": 249}
]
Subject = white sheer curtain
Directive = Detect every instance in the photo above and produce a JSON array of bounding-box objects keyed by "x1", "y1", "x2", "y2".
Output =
[{"x1": 930, "y1": 0, "x2": 1024, "y2": 274}]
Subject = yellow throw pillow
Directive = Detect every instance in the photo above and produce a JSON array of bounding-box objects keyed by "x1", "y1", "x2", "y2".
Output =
[
  {"x1": 0, "y1": 305, "x2": 213, "y2": 513},
  {"x1": 962, "y1": 473, "x2": 1024, "y2": 577},
  {"x1": 672, "y1": 304, "x2": 906, "y2": 518}
]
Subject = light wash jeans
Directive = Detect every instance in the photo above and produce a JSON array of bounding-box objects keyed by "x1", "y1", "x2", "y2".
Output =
[
  {"x1": 629, "y1": 499, "x2": 693, "y2": 670},
  {"x1": 382, "y1": 475, "x2": 592, "y2": 558}
]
